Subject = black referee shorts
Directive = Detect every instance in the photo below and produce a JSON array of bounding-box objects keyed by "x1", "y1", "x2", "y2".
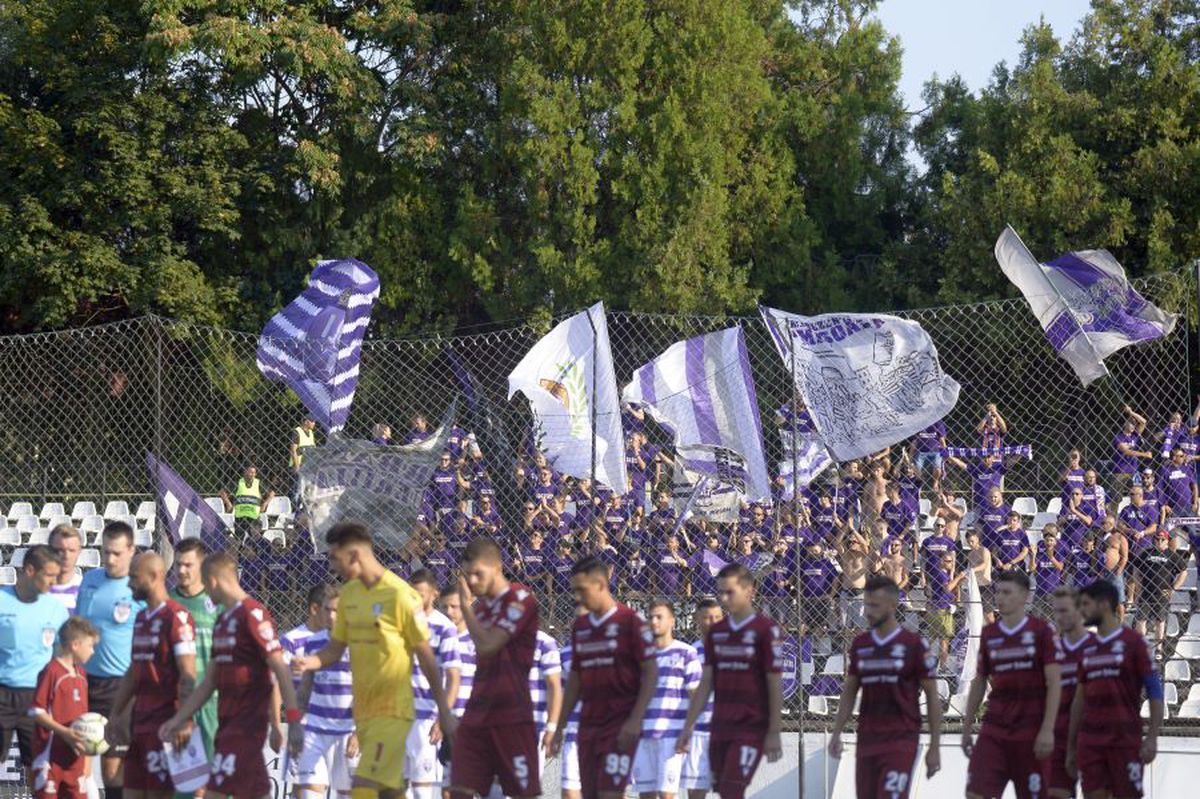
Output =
[
  {"x1": 0, "y1": 684, "x2": 35, "y2": 768},
  {"x1": 86, "y1": 674, "x2": 130, "y2": 755}
]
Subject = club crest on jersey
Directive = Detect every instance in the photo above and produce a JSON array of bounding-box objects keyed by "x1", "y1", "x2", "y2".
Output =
[
  {"x1": 744, "y1": 630, "x2": 756, "y2": 645},
  {"x1": 152, "y1": 619, "x2": 163, "y2": 635},
  {"x1": 891, "y1": 644, "x2": 906, "y2": 659},
  {"x1": 113, "y1": 601, "x2": 132, "y2": 624},
  {"x1": 42, "y1": 626, "x2": 55, "y2": 648},
  {"x1": 606, "y1": 623, "x2": 619, "y2": 638},
  {"x1": 1021, "y1": 631, "x2": 1034, "y2": 646},
  {"x1": 506, "y1": 603, "x2": 524, "y2": 621},
  {"x1": 204, "y1": 597, "x2": 217, "y2": 614},
  {"x1": 372, "y1": 603, "x2": 383, "y2": 617},
  {"x1": 1113, "y1": 640, "x2": 1125, "y2": 654}
]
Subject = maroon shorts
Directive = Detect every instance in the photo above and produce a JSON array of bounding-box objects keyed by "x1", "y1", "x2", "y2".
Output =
[
  {"x1": 966, "y1": 732, "x2": 1049, "y2": 799},
  {"x1": 578, "y1": 731, "x2": 637, "y2": 797},
  {"x1": 856, "y1": 741, "x2": 918, "y2": 799},
  {"x1": 450, "y1": 721, "x2": 541, "y2": 797},
  {"x1": 1078, "y1": 742, "x2": 1145, "y2": 798},
  {"x1": 32, "y1": 756, "x2": 84, "y2": 799},
  {"x1": 709, "y1": 734, "x2": 766, "y2": 799},
  {"x1": 1048, "y1": 739, "x2": 1077, "y2": 795},
  {"x1": 207, "y1": 729, "x2": 269, "y2": 798},
  {"x1": 124, "y1": 734, "x2": 174, "y2": 791}
]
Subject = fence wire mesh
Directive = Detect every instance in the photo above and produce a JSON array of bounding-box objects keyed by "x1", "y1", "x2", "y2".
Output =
[{"x1": 0, "y1": 266, "x2": 1198, "y2": 795}]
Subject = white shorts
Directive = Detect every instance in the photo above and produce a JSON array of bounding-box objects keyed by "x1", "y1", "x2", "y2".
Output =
[
  {"x1": 561, "y1": 738, "x2": 581, "y2": 791},
  {"x1": 295, "y1": 729, "x2": 356, "y2": 791},
  {"x1": 681, "y1": 730, "x2": 711, "y2": 790},
  {"x1": 405, "y1": 717, "x2": 443, "y2": 784},
  {"x1": 633, "y1": 736, "x2": 685, "y2": 795}
]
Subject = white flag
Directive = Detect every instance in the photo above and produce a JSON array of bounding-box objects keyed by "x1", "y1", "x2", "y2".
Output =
[
  {"x1": 994, "y1": 225, "x2": 1179, "y2": 386},
  {"x1": 760, "y1": 306, "x2": 960, "y2": 462},
  {"x1": 622, "y1": 327, "x2": 770, "y2": 501},
  {"x1": 508, "y1": 302, "x2": 629, "y2": 494},
  {"x1": 956, "y1": 566, "x2": 984, "y2": 689}
]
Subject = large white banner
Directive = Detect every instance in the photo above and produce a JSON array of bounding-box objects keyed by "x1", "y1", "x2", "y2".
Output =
[
  {"x1": 760, "y1": 307, "x2": 960, "y2": 461},
  {"x1": 508, "y1": 302, "x2": 629, "y2": 494}
]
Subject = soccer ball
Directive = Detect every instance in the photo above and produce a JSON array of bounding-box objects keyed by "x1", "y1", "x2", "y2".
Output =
[{"x1": 71, "y1": 713, "x2": 109, "y2": 756}]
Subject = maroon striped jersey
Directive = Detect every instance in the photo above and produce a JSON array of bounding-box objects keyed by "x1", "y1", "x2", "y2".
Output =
[
  {"x1": 130, "y1": 599, "x2": 196, "y2": 735},
  {"x1": 977, "y1": 615, "x2": 1062, "y2": 740},
  {"x1": 212, "y1": 597, "x2": 281, "y2": 736},
  {"x1": 705, "y1": 612, "x2": 782, "y2": 739},
  {"x1": 571, "y1": 602, "x2": 654, "y2": 740},
  {"x1": 1077, "y1": 626, "x2": 1156, "y2": 748},
  {"x1": 463, "y1": 583, "x2": 538, "y2": 727},
  {"x1": 1054, "y1": 630, "x2": 1095, "y2": 738},
  {"x1": 848, "y1": 626, "x2": 935, "y2": 754}
]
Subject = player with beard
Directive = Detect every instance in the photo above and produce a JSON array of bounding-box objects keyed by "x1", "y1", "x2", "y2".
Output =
[
  {"x1": 680, "y1": 600, "x2": 722, "y2": 799},
  {"x1": 1066, "y1": 580, "x2": 1162, "y2": 799},
  {"x1": 108, "y1": 553, "x2": 197, "y2": 799},
  {"x1": 1048, "y1": 587, "x2": 1093, "y2": 799},
  {"x1": 827, "y1": 576, "x2": 941, "y2": 798},
  {"x1": 962, "y1": 570, "x2": 1062, "y2": 799}
]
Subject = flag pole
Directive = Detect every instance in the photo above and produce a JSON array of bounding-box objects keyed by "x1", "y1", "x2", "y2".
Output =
[{"x1": 586, "y1": 307, "x2": 599, "y2": 492}]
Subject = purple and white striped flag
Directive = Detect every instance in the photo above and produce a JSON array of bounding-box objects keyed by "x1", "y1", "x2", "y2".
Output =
[
  {"x1": 622, "y1": 327, "x2": 770, "y2": 501},
  {"x1": 256, "y1": 259, "x2": 380, "y2": 432},
  {"x1": 994, "y1": 226, "x2": 1179, "y2": 387},
  {"x1": 146, "y1": 452, "x2": 229, "y2": 552}
]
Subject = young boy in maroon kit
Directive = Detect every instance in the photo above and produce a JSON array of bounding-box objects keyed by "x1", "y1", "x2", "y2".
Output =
[
  {"x1": 676, "y1": 564, "x2": 783, "y2": 799},
  {"x1": 30, "y1": 618, "x2": 100, "y2": 799}
]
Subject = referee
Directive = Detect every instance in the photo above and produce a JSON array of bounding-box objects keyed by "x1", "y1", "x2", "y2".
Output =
[
  {"x1": 0, "y1": 545, "x2": 69, "y2": 788},
  {"x1": 76, "y1": 521, "x2": 144, "y2": 799}
]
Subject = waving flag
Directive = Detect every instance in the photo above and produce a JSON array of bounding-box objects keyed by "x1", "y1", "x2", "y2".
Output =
[
  {"x1": 508, "y1": 302, "x2": 628, "y2": 494},
  {"x1": 256, "y1": 258, "x2": 381, "y2": 432},
  {"x1": 994, "y1": 226, "x2": 1179, "y2": 386},
  {"x1": 623, "y1": 327, "x2": 770, "y2": 501},
  {"x1": 146, "y1": 452, "x2": 228, "y2": 552},
  {"x1": 761, "y1": 306, "x2": 960, "y2": 461},
  {"x1": 954, "y1": 566, "x2": 984, "y2": 693}
]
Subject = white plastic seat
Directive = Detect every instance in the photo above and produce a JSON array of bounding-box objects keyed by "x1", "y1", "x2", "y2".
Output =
[
  {"x1": 1164, "y1": 659, "x2": 1191, "y2": 682},
  {"x1": 70, "y1": 501, "x2": 97, "y2": 522},
  {"x1": 27, "y1": 529, "x2": 50, "y2": 546},
  {"x1": 1011, "y1": 497, "x2": 1037, "y2": 517},
  {"x1": 807, "y1": 696, "x2": 828, "y2": 715},
  {"x1": 1171, "y1": 592, "x2": 1192, "y2": 613},
  {"x1": 78, "y1": 515, "x2": 104, "y2": 545},
  {"x1": 1167, "y1": 613, "x2": 1181, "y2": 637},
  {"x1": 0, "y1": 528, "x2": 19, "y2": 548},
  {"x1": 218, "y1": 512, "x2": 235, "y2": 530},
  {"x1": 1118, "y1": 496, "x2": 1131, "y2": 515},
  {"x1": 135, "y1": 501, "x2": 156, "y2": 525},
  {"x1": 1178, "y1": 701, "x2": 1200, "y2": 718},
  {"x1": 13, "y1": 515, "x2": 39, "y2": 535},
  {"x1": 6, "y1": 502, "x2": 33, "y2": 522},
  {"x1": 1030, "y1": 512, "x2": 1056, "y2": 532},
  {"x1": 204, "y1": 497, "x2": 225, "y2": 515},
  {"x1": 1184, "y1": 613, "x2": 1200, "y2": 638},
  {"x1": 77, "y1": 549, "x2": 101, "y2": 569},
  {"x1": 823, "y1": 654, "x2": 845, "y2": 676},
  {"x1": 181, "y1": 512, "x2": 202, "y2": 539},
  {"x1": 800, "y1": 661, "x2": 814, "y2": 686},
  {"x1": 44, "y1": 515, "x2": 71, "y2": 532},
  {"x1": 919, "y1": 498, "x2": 932, "y2": 516},
  {"x1": 0, "y1": 566, "x2": 15, "y2": 585},
  {"x1": 265, "y1": 496, "x2": 293, "y2": 518},
  {"x1": 133, "y1": 529, "x2": 153, "y2": 549},
  {"x1": 1045, "y1": 497, "x2": 1063, "y2": 516},
  {"x1": 9, "y1": 548, "x2": 27, "y2": 568},
  {"x1": 38, "y1": 502, "x2": 65, "y2": 521},
  {"x1": 1142, "y1": 700, "x2": 1169, "y2": 719},
  {"x1": 1174, "y1": 638, "x2": 1200, "y2": 659},
  {"x1": 1165, "y1": 682, "x2": 1179, "y2": 705},
  {"x1": 263, "y1": 529, "x2": 287, "y2": 547},
  {"x1": 1185, "y1": 567, "x2": 1198, "y2": 592},
  {"x1": 102, "y1": 500, "x2": 130, "y2": 520}
]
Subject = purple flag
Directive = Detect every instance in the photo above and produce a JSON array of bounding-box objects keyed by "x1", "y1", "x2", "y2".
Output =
[
  {"x1": 256, "y1": 259, "x2": 381, "y2": 432},
  {"x1": 701, "y1": 548, "x2": 729, "y2": 578},
  {"x1": 146, "y1": 452, "x2": 229, "y2": 552}
]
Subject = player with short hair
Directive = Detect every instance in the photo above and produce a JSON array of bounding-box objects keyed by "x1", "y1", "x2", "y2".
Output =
[
  {"x1": 681, "y1": 599, "x2": 722, "y2": 799},
  {"x1": 530, "y1": 627, "x2": 564, "y2": 783},
  {"x1": 291, "y1": 585, "x2": 356, "y2": 799},
  {"x1": 292, "y1": 521, "x2": 455, "y2": 799},
  {"x1": 108, "y1": 553, "x2": 197, "y2": 799},
  {"x1": 159, "y1": 552, "x2": 301, "y2": 799},
  {"x1": 46, "y1": 525, "x2": 84, "y2": 612},
  {"x1": 632, "y1": 600, "x2": 700, "y2": 799},
  {"x1": 548, "y1": 556, "x2": 657, "y2": 799},
  {"x1": 828, "y1": 575, "x2": 942, "y2": 799},
  {"x1": 558, "y1": 607, "x2": 588, "y2": 799},
  {"x1": 407, "y1": 569, "x2": 462, "y2": 798},
  {"x1": 168, "y1": 537, "x2": 221, "y2": 782},
  {"x1": 29, "y1": 616, "x2": 99, "y2": 799},
  {"x1": 76, "y1": 522, "x2": 144, "y2": 799},
  {"x1": 677, "y1": 564, "x2": 783, "y2": 799},
  {"x1": 1066, "y1": 580, "x2": 1163, "y2": 799},
  {"x1": 961, "y1": 570, "x2": 1063, "y2": 799},
  {"x1": 437, "y1": 585, "x2": 476, "y2": 799},
  {"x1": 1048, "y1": 586, "x2": 1094, "y2": 799},
  {"x1": 451, "y1": 537, "x2": 541, "y2": 799}
]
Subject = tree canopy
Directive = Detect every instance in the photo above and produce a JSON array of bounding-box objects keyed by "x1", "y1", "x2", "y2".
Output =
[{"x1": 2, "y1": 0, "x2": 1198, "y2": 333}]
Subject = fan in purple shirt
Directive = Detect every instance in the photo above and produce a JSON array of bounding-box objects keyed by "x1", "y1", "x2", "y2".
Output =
[
  {"x1": 429, "y1": 450, "x2": 461, "y2": 510},
  {"x1": 402, "y1": 412, "x2": 432, "y2": 444},
  {"x1": 591, "y1": 532, "x2": 622, "y2": 590},
  {"x1": 946, "y1": 453, "x2": 1006, "y2": 511},
  {"x1": 517, "y1": 529, "x2": 551, "y2": 585},
  {"x1": 653, "y1": 534, "x2": 690, "y2": 594},
  {"x1": 1056, "y1": 486, "x2": 1094, "y2": 550},
  {"x1": 601, "y1": 494, "x2": 631, "y2": 537},
  {"x1": 470, "y1": 495, "x2": 503, "y2": 537},
  {"x1": 1067, "y1": 531, "x2": 1104, "y2": 588},
  {"x1": 421, "y1": 539, "x2": 458, "y2": 587},
  {"x1": 1059, "y1": 449, "x2": 1085, "y2": 502},
  {"x1": 975, "y1": 487, "x2": 1011, "y2": 550},
  {"x1": 622, "y1": 402, "x2": 647, "y2": 435},
  {"x1": 976, "y1": 403, "x2": 1007, "y2": 450},
  {"x1": 910, "y1": 419, "x2": 948, "y2": 493},
  {"x1": 371, "y1": 422, "x2": 393, "y2": 445},
  {"x1": 1158, "y1": 410, "x2": 1189, "y2": 458},
  {"x1": 896, "y1": 461, "x2": 923, "y2": 517},
  {"x1": 797, "y1": 542, "x2": 839, "y2": 599},
  {"x1": 1112, "y1": 405, "x2": 1151, "y2": 498},
  {"x1": 919, "y1": 518, "x2": 956, "y2": 575},
  {"x1": 624, "y1": 432, "x2": 652, "y2": 505},
  {"x1": 739, "y1": 504, "x2": 772, "y2": 547},
  {"x1": 1118, "y1": 485, "x2": 1159, "y2": 551},
  {"x1": 879, "y1": 483, "x2": 916, "y2": 541},
  {"x1": 992, "y1": 511, "x2": 1030, "y2": 573},
  {"x1": 647, "y1": 490, "x2": 677, "y2": 531},
  {"x1": 1160, "y1": 447, "x2": 1199, "y2": 517},
  {"x1": 443, "y1": 424, "x2": 470, "y2": 458},
  {"x1": 1031, "y1": 529, "x2": 1066, "y2": 599}
]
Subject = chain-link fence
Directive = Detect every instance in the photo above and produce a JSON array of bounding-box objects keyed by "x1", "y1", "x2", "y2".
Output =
[{"x1": 0, "y1": 267, "x2": 1198, "y2": 793}]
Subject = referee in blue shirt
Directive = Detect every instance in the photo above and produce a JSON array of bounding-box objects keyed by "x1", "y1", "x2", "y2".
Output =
[
  {"x1": 76, "y1": 521, "x2": 144, "y2": 799},
  {"x1": 0, "y1": 544, "x2": 70, "y2": 787}
]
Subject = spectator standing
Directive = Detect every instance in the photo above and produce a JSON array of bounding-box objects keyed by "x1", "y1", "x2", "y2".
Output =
[
  {"x1": 977, "y1": 403, "x2": 1008, "y2": 450},
  {"x1": 836, "y1": 530, "x2": 870, "y2": 638},
  {"x1": 221, "y1": 464, "x2": 275, "y2": 545},
  {"x1": 1118, "y1": 485, "x2": 1158, "y2": 552},
  {"x1": 1067, "y1": 532, "x2": 1104, "y2": 589},
  {"x1": 1159, "y1": 447, "x2": 1198, "y2": 518},
  {"x1": 1060, "y1": 450, "x2": 1085, "y2": 503},
  {"x1": 291, "y1": 416, "x2": 318, "y2": 473},
  {"x1": 964, "y1": 529, "x2": 994, "y2": 623},
  {"x1": 1112, "y1": 406, "x2": 1151, "y2": 500},
  {"x1": 920, "y1": 519, "x2": 956, "y2": 577},
  {"x1": 0, "y1": 546, "x2": 70, "y2": 788},
  {"x1": 911, "y1": 419, "x2": 948, "y2": 493},
  {"x1": 926, "y1": 551, "x2": 966, "y2": 669},
  {"x1": 977, "y1": 487, "x2": 1011, "y2": 552},
  {"x1": 1058, "y1": 487, "x2": 1094, "y2": 550},
  {"x1": 797, "y1": 540, "x2": 838, "y2": 640},
  {"x1": 993, "y1": 511, "x2": 1031, "y2": 576},
  {"x1": 372, "y1": 423, "x2": 392, "y2": 445},
  {"x1": 403, "y1": 413, "x2": 432, "y2": 445},
  {"x1": 1032, "y1": 529, "x2": 1066, "y2": 615},
  {"x1": 1130, "y1": 531, "x2": 1188, "y2": 659}
]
